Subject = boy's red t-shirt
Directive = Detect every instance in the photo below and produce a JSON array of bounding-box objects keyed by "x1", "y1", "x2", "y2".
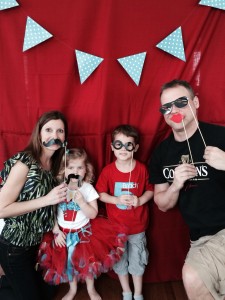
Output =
[{"x1": 96, "y1": 160, "x2": 153, "y2": 235}]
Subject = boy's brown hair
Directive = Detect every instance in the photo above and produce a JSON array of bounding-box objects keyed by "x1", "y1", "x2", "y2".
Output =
[{"x1": 112, "y1": 124, "x2": 139, "y2": 144}]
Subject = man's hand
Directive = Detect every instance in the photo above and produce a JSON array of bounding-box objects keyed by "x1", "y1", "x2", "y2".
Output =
[
  {"x1": 204, "y1": 146, "x2": 225, "y2": 170},
  {"x1": 173, "y1": 163, "x2": 197, "y2": 190}
]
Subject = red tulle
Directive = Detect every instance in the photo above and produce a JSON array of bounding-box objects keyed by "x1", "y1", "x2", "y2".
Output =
[
  {"x1": 37, "y1": 217, "x2": 127, "y2": 284},
  {"x1": 37, "y1": 231, "x2": 69, "y2": 284}
]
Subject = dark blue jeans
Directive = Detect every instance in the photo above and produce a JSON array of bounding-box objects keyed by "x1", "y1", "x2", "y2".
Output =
[
  {"x1": 0, "y1": 235, "x2": 57, "y2": 300},
  {"x1": 0, "y1": 275, "x2": 17, "y2": 300}
]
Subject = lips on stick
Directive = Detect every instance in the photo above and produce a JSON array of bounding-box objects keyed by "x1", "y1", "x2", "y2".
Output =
[{"x1": 170, "y1": 113, "x2": 184, "y2": 123}]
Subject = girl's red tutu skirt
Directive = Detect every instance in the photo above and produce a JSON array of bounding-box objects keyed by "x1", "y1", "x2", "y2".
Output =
[{"x1": 37, "y1": 217, "x2": 127, "y2": 285}]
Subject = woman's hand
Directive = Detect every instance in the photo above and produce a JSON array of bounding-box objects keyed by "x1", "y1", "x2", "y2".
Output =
[
  {"x1": 0, "y1": 264, "x2": 5, "y2": 277},
  {"x1": 45, "y1": 183, "x2": 67, "y2": 205}
]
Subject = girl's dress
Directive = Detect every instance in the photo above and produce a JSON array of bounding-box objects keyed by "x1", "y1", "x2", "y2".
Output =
[{"x1": 37, "y1": 182, "x2": 127, "y2": 285}]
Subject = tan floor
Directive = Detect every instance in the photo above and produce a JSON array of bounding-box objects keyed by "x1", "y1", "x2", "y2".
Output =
[{"x1": 54, "y1": 273, "x2": 188, "y2": 300}]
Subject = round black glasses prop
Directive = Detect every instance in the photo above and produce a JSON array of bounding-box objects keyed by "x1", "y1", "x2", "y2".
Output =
[{"x1": 112, "y1": 140, "x2": 135, "y2": 152}]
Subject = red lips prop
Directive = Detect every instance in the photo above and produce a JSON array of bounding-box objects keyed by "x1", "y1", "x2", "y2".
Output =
[{"x1": 170, "y1": 113, "x2": 184, "y2": 123}]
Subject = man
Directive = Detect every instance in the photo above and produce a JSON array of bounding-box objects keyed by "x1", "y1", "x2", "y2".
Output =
[{"x1": 149, "y1": 79, "x2": 225, "y2": 300}]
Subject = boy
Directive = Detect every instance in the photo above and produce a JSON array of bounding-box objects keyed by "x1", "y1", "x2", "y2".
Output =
[{"x1": 96, "y1": 124, "x2": 153, "y2": 300}]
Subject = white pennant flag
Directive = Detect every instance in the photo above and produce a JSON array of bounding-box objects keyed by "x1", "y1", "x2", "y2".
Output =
[
  {"x1": 117, "y1": 52, "x2": 146, "y2": 86},
  {"x1": 75, "y1": 50, "x2": 104, "y2": 84},
  {"x1": 199, "y1": 0, "x2": 225, "y2": 10},
  {"x1": 0, "y1": 0, "x2": 19, "y2": 10},
  {"x1": 156, "y1": 27, "x2": 186, "y2": 61},
  {"x1": 23, "y1": 17, "x2": 53, "y2": 52}
]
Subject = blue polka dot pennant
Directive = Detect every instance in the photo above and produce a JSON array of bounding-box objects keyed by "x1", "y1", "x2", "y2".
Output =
[
  {"x1": 75, "y1": 50, "x2": 104, "y2": 84},
  {"x1": 199, "y1": 0, "x2": 225, "y2": 10},
  {"x1": 23, "y1": 17, "x2": 53, "y2": 52},
  {"x1": 117, "y1": 52, "x2": 146, "y2": 86},
  {"x1": 0, "y1": 0, "x2": 19, "y2": 10},
  {"x1": 156, "y1": 27, "x2": 186, "y2": 62}
]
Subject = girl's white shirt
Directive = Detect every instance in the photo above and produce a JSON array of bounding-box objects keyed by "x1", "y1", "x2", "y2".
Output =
[{"x1": 57, "y1": 181, "x2": 99, "y2": 230}]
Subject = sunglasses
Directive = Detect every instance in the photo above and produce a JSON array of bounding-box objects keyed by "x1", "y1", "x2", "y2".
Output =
[
  {"x1": 159, "y1": 96, "x2": 189, "y2": 115},
  {"x1": 112, "y1": 140, "x2": 135, "y2": 152}
]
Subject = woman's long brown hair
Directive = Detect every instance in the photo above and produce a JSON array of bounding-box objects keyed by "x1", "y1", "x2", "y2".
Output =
[{"x1": 24, "y1": 110, "x2": 68, "y2": 177}]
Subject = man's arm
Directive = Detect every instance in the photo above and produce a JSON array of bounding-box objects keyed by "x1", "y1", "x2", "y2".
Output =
[
  {"x1": 154, "y1": 163, "x2": 197, "y2": 212},
  {"x1": 154, "y1": 182, "x2": 180, "y2": 211}
]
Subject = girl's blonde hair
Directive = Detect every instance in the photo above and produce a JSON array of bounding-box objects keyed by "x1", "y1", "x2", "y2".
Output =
[{"x1": 58, "y1": 148, "x2": 95, "y2": 183}]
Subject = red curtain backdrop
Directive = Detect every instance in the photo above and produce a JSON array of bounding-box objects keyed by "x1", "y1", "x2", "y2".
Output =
[{"x1": 1, "y1": 0, "x2": 225, "y2": 282}]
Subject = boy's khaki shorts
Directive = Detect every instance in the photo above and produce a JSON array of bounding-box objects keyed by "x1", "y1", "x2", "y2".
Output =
[
  {"x1": 113, "y1": 231, "x2": 149, "y2": 276},
  {"x1": 185, "y1": 229, "x2": 225, "y2": 300}
]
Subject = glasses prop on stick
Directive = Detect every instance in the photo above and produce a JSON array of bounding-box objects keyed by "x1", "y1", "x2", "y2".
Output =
[
  {"x1": 169, "y1": 101, "x2": 206, "y2": 164},
  {"x1": 112, "y1": 140, "x2": 135, "y2": 210}
]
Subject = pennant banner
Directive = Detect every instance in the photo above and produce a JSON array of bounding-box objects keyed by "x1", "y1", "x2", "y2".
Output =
[
  {"x1": 199, "y1": 0, "x2": 225, "y2": 10},
  {"x1": 23, "y1": 17, "x2": 53, "y2": 52},
  {"x1": 117, "y1": 52, "x2": 146, "y2": 86},
  {"x1": 0, "y1": 0, "x2": 19, "y2": 10},
  {"x1": 156, "y1": 27, "x2": 186, "y2": 62},
  {"x1": 75, "y1": 50, "x2": 104, "y2": 84}
]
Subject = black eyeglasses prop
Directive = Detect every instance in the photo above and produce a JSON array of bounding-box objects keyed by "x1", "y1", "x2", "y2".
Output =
[
  {"x1": 159, "y1": 96, "x2": 189, "y2": 115},
  {"x1": 112, "y1": 140, "x2": 135, "y2": 152}
]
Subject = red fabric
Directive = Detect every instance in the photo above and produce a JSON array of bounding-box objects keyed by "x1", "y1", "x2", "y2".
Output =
[{"x1": 1, "y1": 1, "x2": 225, "y2": 282}]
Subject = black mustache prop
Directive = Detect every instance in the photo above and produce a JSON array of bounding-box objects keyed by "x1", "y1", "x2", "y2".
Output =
[
  {"x1": 66, "y1": 174, "x2": 82, "y2": 187},
  {"x1": 43, "y1": 139, "x2": 65, "y2": 148}
]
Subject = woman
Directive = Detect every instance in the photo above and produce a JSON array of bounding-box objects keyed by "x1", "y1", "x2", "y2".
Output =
[{"x1": 0, "y1": 110, "x2": 68, "y2": 300}]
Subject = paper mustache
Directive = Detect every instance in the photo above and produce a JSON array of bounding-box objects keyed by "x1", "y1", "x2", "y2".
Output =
[
  {"x1": 66, "y1": 174, "x2": 82, "y2": 187},
  {"x1": 43, "y1": 139, "x2": 66, "y2": 148}
]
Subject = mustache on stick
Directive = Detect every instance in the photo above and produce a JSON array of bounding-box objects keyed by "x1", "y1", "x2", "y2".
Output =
[
  {"x1": 66, "y1": 174, "x2": 82, "y2": 187},
  {"x1": 43, "y1": 139, "x2": 65, "y2": 147}
]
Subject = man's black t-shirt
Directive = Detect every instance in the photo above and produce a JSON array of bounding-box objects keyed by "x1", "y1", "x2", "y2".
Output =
[{"x1": 149, "y1": 122, "x2": 225, "y2": 240}]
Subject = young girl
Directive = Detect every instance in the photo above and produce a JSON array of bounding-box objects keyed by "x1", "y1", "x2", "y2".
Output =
[{"x1": 38, "y1": 148, "x2": 127, "y2": 300}]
